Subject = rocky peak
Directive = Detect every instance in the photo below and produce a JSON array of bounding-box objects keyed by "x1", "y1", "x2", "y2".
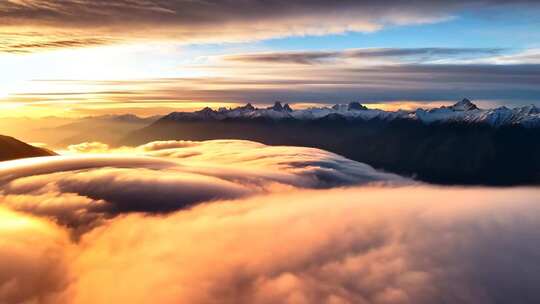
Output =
[
  {"x1": 236, "y1": 103, "x2": 256, "y2": 111},
  {"x1": 451, "y1": 99, "x2": 478, "y2": 111},
  {"x1": 348, "y1": 102, "x2": 368, "y2": 111},
  {"x1": 268, "y1": 102, "x2": 285, "y2": 112},
  {"x1": 198, "y1": 107, "x2": 215, "y2": 115},
  {"x1": 519, "y1": 104, "x2": 540, "y2": 115}
]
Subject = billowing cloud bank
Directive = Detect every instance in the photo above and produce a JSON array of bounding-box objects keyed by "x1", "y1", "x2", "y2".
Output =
[
  {"x1": 0, "y1": 140, "x2": 539, "y2": 304},
  {"x1": 0, "y1": 140, "x2": 405, "y2": 230}
]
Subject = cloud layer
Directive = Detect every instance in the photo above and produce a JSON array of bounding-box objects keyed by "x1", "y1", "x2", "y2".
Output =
[
  {"x1": 1, "y1": 0, "x2": 539, "y2": 52},
  {"x1": 1, "y1": 183, "x2": 540, "y2": 303},
  {"x1": 0, "y1": 140, "x2": 405, "y2": 231},
  {"x1": 67, "y1": 186, "x2": 540, "y2": 304},
  {"x1": 0, "y1": 140, "x2": 540, "y2": 303}
]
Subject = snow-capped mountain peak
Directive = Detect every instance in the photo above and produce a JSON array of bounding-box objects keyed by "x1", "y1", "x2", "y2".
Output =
[
  {"x1": 516, "y1": 104, "x2": 540, "y2": 115},
  {"x1": 348, "y1": 102, "x2": 368, "y2": 111},
  {"x1": 449, "y1": 98, "x2": 479, "y2": 111},
  {"x1": 267, "y1": 102, "x2": 292, "y2": 112},
  {"x1": 160, "y1": 99, "x2": 540, "y2": 128}
]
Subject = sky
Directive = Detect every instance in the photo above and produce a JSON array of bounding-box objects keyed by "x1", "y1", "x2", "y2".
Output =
[{"x1": 1, "y1": 0, "x2": 540, "y2": 117}]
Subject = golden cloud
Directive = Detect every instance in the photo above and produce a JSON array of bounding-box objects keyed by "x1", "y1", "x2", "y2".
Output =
[
  {"x1": 1, "y1": 185, "x2": 539, "y2": 303},
  {"x1": 1, "y1": 140, "x2": 539, "y2": 303},
  {"x1": 1, "y1": 140, "x2": 406, "y2": 231}
]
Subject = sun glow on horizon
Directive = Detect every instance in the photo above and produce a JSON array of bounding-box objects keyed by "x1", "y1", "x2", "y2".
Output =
[{"x1": 0, "y1": 83, "x2": 18, "y2": 100}]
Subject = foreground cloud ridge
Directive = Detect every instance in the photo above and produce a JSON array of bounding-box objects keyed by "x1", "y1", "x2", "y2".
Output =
[{"x1": 0, "y1": 140, "x2": 405, "y2": 230}]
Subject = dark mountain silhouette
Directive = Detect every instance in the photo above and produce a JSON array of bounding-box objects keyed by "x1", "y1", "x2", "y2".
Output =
[
  {"x1": 0, "y1": 135, "x2": 56, "y2": 161},
  {"x1": 122, "y1": 101, "x2": 540, "y2": 185},
  {"x1": 48, "y1": 114, "x2": 162, "y2": 147}
]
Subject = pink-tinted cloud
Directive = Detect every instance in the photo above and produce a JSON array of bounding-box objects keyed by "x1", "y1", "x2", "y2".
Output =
[
  {"x1": 1, "y1": 186, "x2": 540, "y2": 303},
  {"x1": 1, "y1": 140, "x2": 539, "y2": 303}
]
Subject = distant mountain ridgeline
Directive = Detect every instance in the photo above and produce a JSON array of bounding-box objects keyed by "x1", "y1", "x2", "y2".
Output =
[
  {"x1": 0, "y1": 114, "x2": 162, "y2": 148},
  {"x1": 123, "y1": 100, "x2": 540, "y2": 185},
  {"x1": 0, "y1": 135, "x2": 56, "y2": 162}
]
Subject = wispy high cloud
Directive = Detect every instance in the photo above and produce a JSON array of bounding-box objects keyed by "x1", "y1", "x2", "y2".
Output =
[
  {"x1": 224, "y1": 48, "x2": 506, "y2": 65},
  {"x1": 18, "y1": 62, "x2": 539, "y2": 106},
  {"x1": 0, "y1": 33, "x2": 115, "y2": 53},
  {"x1": 1, "y1": 0, "x2": 538, "y2": 52}
]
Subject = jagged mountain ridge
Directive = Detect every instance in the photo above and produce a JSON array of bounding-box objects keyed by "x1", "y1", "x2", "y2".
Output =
[
  {"x1": 161, "y1": 99, "x2": 540, "y2": 128},
  {"x1": 123, "y1": 99, "x2": 540, "y2": 185}
]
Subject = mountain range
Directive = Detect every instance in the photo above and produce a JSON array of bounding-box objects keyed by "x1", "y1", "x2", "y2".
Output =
[
  {"x1": 0, "y1": 114, "x2": 161, "y2": 148},
  {"x1": 123, "y1": 99, "x2": 540, "y2": 185},
  {"x1": 43, "y1": 114, "x2": 162, "y2": 147},
  {"x1": 155, "y1": 99, "x2": 540, "y2": 128}
]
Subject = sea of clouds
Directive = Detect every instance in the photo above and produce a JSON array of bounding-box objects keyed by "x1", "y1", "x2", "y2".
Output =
[{"x1": 0, "y1": 140, "x2": 539, "y2": 304}]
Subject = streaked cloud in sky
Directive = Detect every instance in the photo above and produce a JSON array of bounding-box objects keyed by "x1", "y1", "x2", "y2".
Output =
[
  {"x1": 1, "y1": 0, "x2": 540, "y2": 117},
  {"x1": 3, "y1": 53, "x2": 539, "y2": 117},
  {"x1": 223, "y1": 48, "x2": 507, "y2": 65},
  {"x1": 1, "y1": 1, "x2": 540, "y2": 51},
  {"x1": 0, "y1": 1, "x2": 497, "y2": 52}
]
